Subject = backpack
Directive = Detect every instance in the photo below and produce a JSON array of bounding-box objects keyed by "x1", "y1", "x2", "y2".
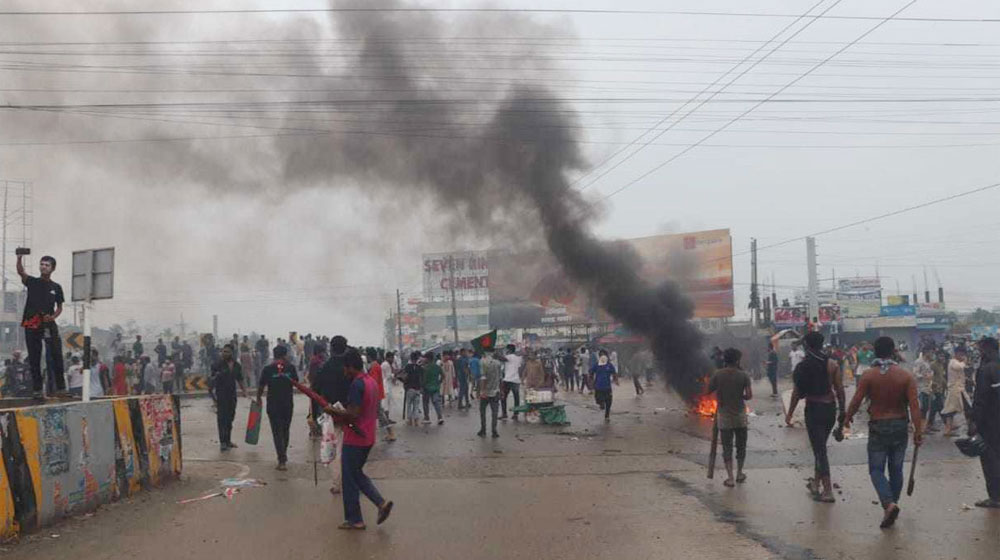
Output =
[{"x1": 793, "y1": 351, "x2": 831, "y2": 397}]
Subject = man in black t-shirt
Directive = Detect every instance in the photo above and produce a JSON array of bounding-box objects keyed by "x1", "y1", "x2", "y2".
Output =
[
  {"x1": 313, "y1": 335, "x2": 351, "y2": 493},
  {"x1": 17, "y1": 253, "x2": 65, "y2": 399},
  {"x1": 257, "y1": 345, "x2": 299, "y2": 470},
  {"x1": 210, "y1": 344, "x2": 247, "y2": 451}
]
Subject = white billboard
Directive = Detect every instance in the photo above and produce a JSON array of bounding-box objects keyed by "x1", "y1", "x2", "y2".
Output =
[{"x1": 422, "y1": 251, "x2": 489, "y2": 302}]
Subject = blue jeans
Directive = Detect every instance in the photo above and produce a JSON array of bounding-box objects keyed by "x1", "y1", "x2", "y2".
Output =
[
  {"x1": 868, "y1": 419, "x2": 908, "y2": 508},
  {"x1": 422, "y1": 390, "x2": 443, "y2": 421},
  {"x1": 341, "y1": 445, "x2": 384, "y2": 524},
  {"x1": 405, "y1": 389, "x2": 421, "y2": 420}
]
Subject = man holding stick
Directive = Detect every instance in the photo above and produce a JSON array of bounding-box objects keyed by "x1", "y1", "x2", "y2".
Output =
[
  {"x1": 844, "y1": 336, "x2": 923, "y2": 529},
  {"x1": 707, "y1": 348, "x2": 752, "y2": 487}
]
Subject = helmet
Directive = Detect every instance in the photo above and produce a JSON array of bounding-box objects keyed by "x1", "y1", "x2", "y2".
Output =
[{"x1": 955, "y1": 435, "x2": 987, "y2": 457}]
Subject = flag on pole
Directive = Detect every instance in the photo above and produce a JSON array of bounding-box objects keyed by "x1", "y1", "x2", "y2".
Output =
[{"x1": 470, "y1": 330, "x2": 497, "y2": 353}]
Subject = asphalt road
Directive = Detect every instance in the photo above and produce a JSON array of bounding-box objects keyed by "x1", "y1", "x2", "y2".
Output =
[{"x1": 3, "y1": 377, "x2": 998, "y2": 560}]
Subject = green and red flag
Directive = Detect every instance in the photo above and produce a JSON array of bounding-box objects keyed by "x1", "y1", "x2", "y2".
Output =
[{"x1": 470, "y1": 330, "x2": 497, "y2": 353}]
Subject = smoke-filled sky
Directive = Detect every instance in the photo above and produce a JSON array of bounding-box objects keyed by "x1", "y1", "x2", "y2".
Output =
[{"x1": 4, "y1": 0, "x2": 1000, "y2": 344}]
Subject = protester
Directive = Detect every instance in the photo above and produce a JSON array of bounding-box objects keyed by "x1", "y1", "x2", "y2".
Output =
[
  {"x1": 381, "y1": 351, "x2": 398, "y2": 422},
  {"x1": 366, "y1": 347, "x2": 396, "y2": 442},
  {"x1": 255, "y1": 335, "x2": 269, "y2": 377},
  {"x1": 522, "y1": 350, "x2": 546, "y2": 390},
  {"x1": 785, "y1": 331, "x2": 846, "y2": 503},
  {"x1": 441, "y1": 350, "x2": 456, "y2": 405},
  {"x1": 66, "y1": 356, "x2": 83, "y2": 397},
  {"x1": 788, "y1": 342, "x2": 805, "y2": 373},
  {"x1": 155, "y1": 338, "x2": 167, "y2": 367},
  {"x1": 942, "y1": 347, "x2": 970, "y2": 437},
  {"x1": 844, "y1": 337, "x2": 922, "y2": 528},
  {"x1": 315, "y1": 335, "x2": 352, "y2": 494},
  {"x1": 257, "y1": 345, "x2": 298, "y2": 470},
  {"x1": 500, "y1": 344, "x2": 523, "y2": 420},
  {"x1": 710, "y1": 346, "x2": 724, "y2": 370},
  {"x1": 591, "y1": 349, "x2": 618, "y2": 421},
  {"x1": 708, "y1": 348, "x2": 752, "y2": 487},
  {"x1": 17, "y1": 252, "x2": 65, "y2": 399},
  {"x1": 160, "y1": 357, "x2": 176, "y2": 394},
  {"x1": 913, "y1": 349, "x2": 935, "y2": 431},
  {"x1": 562, "y1": 348, "x2": 578, "y2": 392},
  {"x1": 324, "y1": 347, "x2": 393, "y2": 530},
  {"x1": 456, "y1": 348, "x2": 471, "y2": 410},
  {"x1": 91, "y1": 349, "x2": 109, "y2": 398},
  {"x1": 478, "y1": 350, "x2": 503, "y2": 438},
  {"x1": 2, "y1": 351, "x2": 29, "y2": 397},
  {"x1": 112, "y1": 356, "x2": 128, "y2": 395},
  {"x1": 765, "y1": 344, "x2": 779, "y2": 397},
  {"x1": 210, "y1": 344, "x2": 247, "y2": 452},
  {"x1": 970, "y1": 337, "x2": 1000, "y2": 508},
  {"x1": 576, "y1": 347, "x2": 589, "y2": 394},
  {"x1": 239, "y1": 336, "x2": 254, "y2": 388},
  {"x1": 468, "y1": 350, "x2": 482, "y2": 403},
  {"x1": 422, "y1": 352, "x2": 444, "y2": 425},
  {"x1": 926, "y1": 350, "x2": 948, "y2": 432},
  {"x1": 401, "y1": 351, "x2": 424, "y2": 426},
  {"x1": 133, "y1": 336, "x2": 144, "y2": 361},
  {"x1": 140, "y1": 356, "x2": 158, "y2": 394}
]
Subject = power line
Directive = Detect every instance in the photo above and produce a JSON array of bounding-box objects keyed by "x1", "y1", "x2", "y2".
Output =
[
  {"x1": 0, "y1": 6, "x2": 997, "y2": 24},
  {"x1": 600, "y1": 0, "x2": 919, "y2": 200}
]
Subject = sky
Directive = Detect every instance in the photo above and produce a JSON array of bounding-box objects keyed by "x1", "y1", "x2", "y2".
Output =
[{"x1": 3, "y1": 0, "x2": 1000, "y2": 343}]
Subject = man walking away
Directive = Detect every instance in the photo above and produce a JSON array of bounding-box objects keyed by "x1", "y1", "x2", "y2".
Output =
[
  {"x1": 381, "y1": 352, "x2": 398, "y2": 423},
  {"x1": 400, "y1": 352, "x2": 424, "y2": 426},
  {"x1": 441, "y1": 350, "x2": 456, "y2": 405},
  {"x1": 591, "y1": 349, "x2": 618, "y2": 421},
  {"x1": 766, "y1": 344, "x2": 779, "y2": 397},
  {"x1": 970, "y1": 337, "x2": 1000, "y2": 509},
  {"x1": 562, "y1": 348, "x2": 577, "y2": 392},
  {"x1": 17, "y1": 252, "x2": 65, "y2": 399},
  {"x1": 708, "y1": 348, "x2": 752, "y2": 487},
  {"x1": 478, "y1": 350, "x2": 503, "y2": 438},
  {"x1": 210, "y1": 344, "x2": 247, "y2": 452},
  {"x1": 315, "y1": 335, "x2": 352, "y2": 494},
  {"x1": 500, "y1": 344, "x2": 523, "y2": 420},
  {"x1": 257, "y1": 345, "x2": 298, "y2": 471},
  {"x1": 844, "y1": 336, "x2": 922, "y2": 528},
  {"x1": 468, "y1": 351, "x2": 482, "y2": 403},
  {"x1": 325, "y1": 348, "x2": 393, "y2": 530},
  {"x1": 785, "y1": 331, "x2": 846, "y2": 503},
  {"x1": 422, "y1": 352, "x2": 444, "y2": 425},
  {"x1": 456, "y1": 348, "x2": 471, "y2": 410}
]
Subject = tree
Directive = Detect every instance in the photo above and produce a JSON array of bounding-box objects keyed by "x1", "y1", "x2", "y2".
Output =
[{"x1": 968, "y1": 308, "x2": 999, "y2": 326}]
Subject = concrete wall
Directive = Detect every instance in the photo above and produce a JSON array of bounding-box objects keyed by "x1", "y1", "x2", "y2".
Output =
[{"x1": 0, "y1": 395, "x2": 182, "y2": 540}]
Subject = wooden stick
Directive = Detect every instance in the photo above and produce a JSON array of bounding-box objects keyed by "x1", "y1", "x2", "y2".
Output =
[
  {"x1": 707, "y1": 413, "x2": 719, "y2": 479},
  {"x1": 906, "y1": 443, "x2": 919, "y2": 496}
]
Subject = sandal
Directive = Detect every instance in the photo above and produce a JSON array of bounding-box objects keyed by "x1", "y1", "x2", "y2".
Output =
[
  {"x1": 814, "y1": 492, "x2": 836, "y2": 503},
  {"x1": 338, "y1": 522, "x2": 366, "y2": 530},
  {"x1": 377, "y1": 501, "x2": 394, "y2": 525},
  {"x1": 975, "y1": 499, "x2": 1000, "y2": 509},
  {"x1": 736, "y1": 473, "x2": 747, "y2": 484},
  {"x1": 723, "y1": 479, "x2": 735, "y2": 487},
  {"x1": 880, "y1": 504, "x2": 900, "y2": 528}
]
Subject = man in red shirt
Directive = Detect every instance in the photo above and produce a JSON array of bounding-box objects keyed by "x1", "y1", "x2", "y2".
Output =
[
  {"x1": 326, "y1": 348, "x2": 394, "y2": 530},
  {"x1": 366, "y1": 347, "x2": 396, "y2": 442}
]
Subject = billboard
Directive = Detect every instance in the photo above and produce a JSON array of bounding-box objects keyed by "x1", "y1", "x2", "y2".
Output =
[
  {"x1": 422, "y1": 251, "x2": 489, "y2": 302},
  {"x1": 488, "y1": 229, "x2": 734, "y2": 328},
  {"x1": 836, "y1": 277, "x2": 882, "y2": 318}
]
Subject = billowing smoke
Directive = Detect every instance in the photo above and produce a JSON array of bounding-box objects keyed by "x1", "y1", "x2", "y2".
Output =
[{"x1": 2, "y1": 0, "x2": 711, "y2": 399}]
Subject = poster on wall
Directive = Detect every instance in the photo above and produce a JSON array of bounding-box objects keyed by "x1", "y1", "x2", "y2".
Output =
[{"x1": 488, "y1": 229, "x2": 734, "y2": 328}]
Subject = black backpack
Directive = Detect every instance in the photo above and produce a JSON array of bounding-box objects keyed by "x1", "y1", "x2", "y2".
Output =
[{"x1": 793, "y1": 352, "x2": 831, "y2": 397}]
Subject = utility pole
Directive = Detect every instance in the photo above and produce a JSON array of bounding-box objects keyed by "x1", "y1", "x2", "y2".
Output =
[
  {"x1": 911, "y1": 275, "x2": 918, "y2": 307},
  {"x1": 179, "y1": 312, "x2": 186, "y2": 337},
  {"x1": 806, "y1": 237, "x2": 819, "y2": 324},
  {"x1": 923, "y1": 266, "x2": 930, "y2": 304},
  {"x1": 212, "y1": 314, "x2": 218, "y2": 340},
  {"x1": 771, "y1": 271, "x2": 777, "y2": 311},
  {"x1": 749, "y1": 238, "x2": 760, "y2": 327},
  {"x1": 1, "y1": 183, "x2": 7, "y2": 342},
  {"x1": 449, "y1": 256, "x2": 459, "y2": 345},
  {"x1": 396, "y1": 288, "x2": 403, "y2": 357}
]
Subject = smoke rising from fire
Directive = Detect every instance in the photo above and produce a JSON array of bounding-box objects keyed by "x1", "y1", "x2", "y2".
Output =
[{"x1": 2, "y1": 0, "x2": 710, "y2": 398}]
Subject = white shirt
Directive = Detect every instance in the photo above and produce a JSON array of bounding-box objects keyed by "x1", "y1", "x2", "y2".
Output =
[
  {"x1": 503, "y1": 354, "x2": 523, "y2": 383},
  {"x1": 790, "y1": 349, "x2": 805, "y2": 371},
  {"x1": 90, "y1": 361, "x2": 105, "y2": 397},
  {"x1": 947, "y1": 358, "x2": 966, "y2": 389},
  {"x1": 380, "y1": 360, "x2": 394, "y2": 403},
  {"x1": 67, "y1": 364, "x2": 84, "y2": 389}
]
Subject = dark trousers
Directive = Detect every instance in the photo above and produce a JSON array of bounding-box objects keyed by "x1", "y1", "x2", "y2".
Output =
[
  {"x1": 268, "y1": 409, "x2": 292, "y2": 463},
  {"x1": 342, "y1": 444, "x2": 384, "y2": 525},
  {"x1": 458, "y1": 377, "x2": 470, "y2": 408},
  {"x1": 25, "y1": 323, "x2": 64, "y2": 393},
  {"x1": 216, "y1": 396, "x2": 237, "y2": 446},
  {"x1": 596, "y1": 389, "x2": 613, "y2": 418},
  {"x1": 926, "y1": 392, "x2": 945, "y2": 427},
  {"x1": 501, "y1": 381, "x2": 520, "y2": 416},
  {"x1": 566, "y1": 371, "x2": 577, "y2": 392},
  {"x1": 767, "y1": 370, "x2": 778, "y2": 395},
  {"x1": 479, "y1": 395, "x2": 498, "y2": 434},
  {"x1": 981, "y1": 435, "x2": 1000, "y2": 502},
  {"x1": 805, "y1": 401, "x2": 837, "y2": 477},
  {"x1": 721, "y1": 427, "x2": 748, "y2": 462},
  {"x1": 868, "y1": 419, "x2": 908, "y2": 507},
  {"x1": 632, "y1": 373, "x2": 643, "y2": 395}
]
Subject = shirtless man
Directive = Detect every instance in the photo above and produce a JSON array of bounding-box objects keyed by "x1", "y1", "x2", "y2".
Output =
[{"x1": 844, "y1": 336, "x2": 922, "y2": 529}]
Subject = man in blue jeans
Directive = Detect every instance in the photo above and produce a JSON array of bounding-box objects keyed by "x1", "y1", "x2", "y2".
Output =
[
  {"x1": 325, "y1": 347, "x2": 393, "y2": 530},
  {"x1": 845, "y1": 336, "x2": 923, "y2": 529}
]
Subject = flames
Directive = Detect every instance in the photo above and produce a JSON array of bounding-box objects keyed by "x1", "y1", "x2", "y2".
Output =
[{"x1": 693, "y1": 394, "x2": 718, "y2": 417}]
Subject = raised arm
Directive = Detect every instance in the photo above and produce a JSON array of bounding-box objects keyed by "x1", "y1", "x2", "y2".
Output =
[{"x1": 16, "y1": 254, "x2": 27, "y2": 282}]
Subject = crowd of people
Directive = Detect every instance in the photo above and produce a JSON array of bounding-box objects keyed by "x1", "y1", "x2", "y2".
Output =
[{"x1": 707, "y1": 331, "x2": 1000, "y2": 531}]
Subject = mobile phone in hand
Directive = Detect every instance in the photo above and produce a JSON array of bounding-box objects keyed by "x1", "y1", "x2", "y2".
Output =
[{"x1": 15, "y1": 247, "x2": 30, "y2": 256}]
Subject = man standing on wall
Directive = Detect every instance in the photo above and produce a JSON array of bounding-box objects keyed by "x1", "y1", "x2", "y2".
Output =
[
  {"x1": 211, "y1": 344, "x2": 248, "y2": 452},
  {"x1": 17, "y1": 251, "x2": 65, "y2": 400}
]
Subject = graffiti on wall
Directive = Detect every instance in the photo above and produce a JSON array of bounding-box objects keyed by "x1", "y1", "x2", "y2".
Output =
[{"x1": 39, "y1": 409, "x2": 70, "y2": 476}]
